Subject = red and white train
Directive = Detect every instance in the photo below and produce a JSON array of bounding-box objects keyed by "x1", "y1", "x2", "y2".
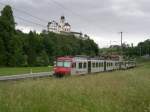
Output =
[{"x1": 53, "y1": 56, "x2": 136, "y2": 77}]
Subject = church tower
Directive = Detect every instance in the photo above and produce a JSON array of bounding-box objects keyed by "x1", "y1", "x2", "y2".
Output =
[{"x1": 60, "y1": 16, "x2": 65, "y2": 31}]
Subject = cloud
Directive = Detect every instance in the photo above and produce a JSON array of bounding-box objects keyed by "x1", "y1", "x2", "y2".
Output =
[{"x1": 1, "y1": 0, "x2": 150, "y2": 47}]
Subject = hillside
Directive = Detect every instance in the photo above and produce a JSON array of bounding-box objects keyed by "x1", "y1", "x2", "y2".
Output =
[{"x1": 0, "y1": 5, "x2": 98, "y2": 67}]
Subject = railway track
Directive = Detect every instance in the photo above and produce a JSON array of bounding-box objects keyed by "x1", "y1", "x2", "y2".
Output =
[{"x1": 0, "y1": 72, "x2": 53, "y2": 81}]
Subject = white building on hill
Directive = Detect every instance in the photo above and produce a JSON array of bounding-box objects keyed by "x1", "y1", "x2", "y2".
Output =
[
  {"x1": 47, "y1": 16, "x2": 89, "y2": 39},
  {"x1": 47, "y1": 16, "x2": 71, "y2": 33}
]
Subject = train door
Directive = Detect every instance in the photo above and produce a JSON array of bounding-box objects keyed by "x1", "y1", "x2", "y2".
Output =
[
  {"x1": 71, "y1": 62, "x2": 76, "y2": 75},
  {"x1": 88, "y1": 61, "x2": 91, "y2": 73},
  {"x1": 104, "y1": 61, "x2": 106, "y2": 71},
  {"x1": 119, "y1": 61, "x2": 122, "y2": 69}
]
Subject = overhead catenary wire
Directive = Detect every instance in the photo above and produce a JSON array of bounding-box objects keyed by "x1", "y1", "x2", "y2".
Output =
[
  {"x1": 0, "y1": 1, "x2": 90, "y2": 26},
  {"x1": 15, "y1": 16, "x2": 46, "y2": 28},
  {"x1": 0, "y1": 2, "x2": 49, "y2": 23},
  {"x1": 47, "y1": 0, "x2": 93, "y2": 23},
  {"x1": 0, "y1": 0, "x2": 100, "y2": 30},
  {"x1": 0, "y1": 0, "x2": 107, "y2": 34},
  {"x1": 0, "y1": 2, "x2": 47, "y2": 29},
  {"x1": 46, "y1": 0, "x2": 109, "y2": 33}
]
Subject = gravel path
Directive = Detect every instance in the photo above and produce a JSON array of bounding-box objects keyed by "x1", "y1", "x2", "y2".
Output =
[{"x1": 0, "y1": 72, "x2": 53, "y2": 81}]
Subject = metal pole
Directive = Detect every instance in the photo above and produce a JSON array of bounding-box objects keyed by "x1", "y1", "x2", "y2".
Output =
[
  {"x1": 30, "y1": 69, "x2": 32, "y2": 74},
  {"x1": 149, "y1": 47, "x2": 150, "y2": 56},
  {"x1": 120, "y1": 32, "x2": 123, "y2": 55}
]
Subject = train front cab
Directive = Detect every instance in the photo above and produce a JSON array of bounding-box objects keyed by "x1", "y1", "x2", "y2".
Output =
[
  {"x1": 54, "y1": 57, "x2": 89, "y2": 76},
  {"x1": 54, "y1": 57, "x2": 73, "y2": 77}
]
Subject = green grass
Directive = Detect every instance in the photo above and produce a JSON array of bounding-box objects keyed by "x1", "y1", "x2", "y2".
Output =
[
  {"x1": 0, "y1": 62, "x2": 150, "y2": 112},
  {"x1": 0, "y1": 66, "x2": 52, "y2": 76}
]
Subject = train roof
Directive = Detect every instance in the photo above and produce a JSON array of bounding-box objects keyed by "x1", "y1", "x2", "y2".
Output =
[
  {"x1": 56, "y1": 56, "x2": 105, "y2": 61},
  {"x1": 57, "y1": 56, "x2": 73, "y2": 61}
]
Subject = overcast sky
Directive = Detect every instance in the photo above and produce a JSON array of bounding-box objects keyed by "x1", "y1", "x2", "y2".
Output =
[{"x1": 0, "y1": 0, "x2": 150, "y2": 47}]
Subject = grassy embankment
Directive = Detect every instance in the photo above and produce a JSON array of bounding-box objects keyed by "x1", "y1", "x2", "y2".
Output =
[
  {"x1": 0, "y1": 66, "x2": 53, "y2": 76},
  {"x1": 0, "y1": 60, "x2": 150, "y2": 112}
]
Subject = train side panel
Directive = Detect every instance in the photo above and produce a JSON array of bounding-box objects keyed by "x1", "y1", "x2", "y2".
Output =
[
  {"x1": 91, "y1": 60, "x2": 105, "y2": 73},
  {"x1": 71, "y1": 60, "x2": 88, "y2": 75},
  {"x1": 105, "y1": 60, "x2": 114, "y2": 71}
]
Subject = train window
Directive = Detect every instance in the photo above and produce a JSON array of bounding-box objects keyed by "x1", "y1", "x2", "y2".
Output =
[
  {"x1": 99, "y1": 63, "x2": 102, "y2": 67},
  {"x1": 92, "y1": 62, "x2": 95, "y2": 68},
  {"x1": 83, "y1": 62, "x2": 87, "y2": 68},
  {"x1": 101, "y1": 63, "x2": 103, "y2": 67},
  {"x1": 96, "y1": 62, "x2": 98, "y2": 67},
  {"x1": 115, "y1": 63, "x2": 117, "y2": 66},
  {"x1": 57, "y1": 61, "x2": 63, "y2": 67},
  {"x1": 107, "y1": 63, "x2": 109, "y2": 67},
  {"x1": 79, "y1": 63, "x2": 82, "y2": 69},
  {"x1": 99, "y1": 63, "x2": 101, "y2": 67},
  {"x1": 54, "y1": 61, "x2": 56, "y2": 67},
  {"x1": 64, "y1": 61, "x2": 71, "y2": 67}
]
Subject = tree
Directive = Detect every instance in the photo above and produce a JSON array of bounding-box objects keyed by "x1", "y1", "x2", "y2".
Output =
[
  {"x1": 1, "y1": 5, "x2": 15, "y2": 29},
  {"x1": 36, "y1": 51, "x2": 49, "y2": 66},
  {"x1": 0, "y1": 5, "x2": 100, "y2": 67},
  {"x1": 0, "y1": 5, "x2": 16, "y2": 66},
  {"x1": 26, "y1": 31, "x2": 38, "y2": 66},
  {"x1": 8, "y1": 35, "x2": 25, "y2": 66},
  {"x1": 0, "y1": 36, "x2": 6, "y2": 66},
  {"x1": 138, "y1": 39, "x2": 150, "y2": 56}
]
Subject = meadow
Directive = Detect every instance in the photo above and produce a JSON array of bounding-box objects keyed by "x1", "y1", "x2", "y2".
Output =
[
  {"x1": 0, "y1": 66, "x2": 52, "y2": 76},
  {"x1": 0, "y1": 61, "x2": 150, "y2": 112}
]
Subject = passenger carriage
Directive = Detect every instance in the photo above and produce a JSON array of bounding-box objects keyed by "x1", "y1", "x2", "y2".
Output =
[
  {"x1": 105, "y1": 60, "x2": 114, "y2": 71},
  {"x1": 127, "y1": 61, "x2": 136, "y2": 68},
  {"x1": 90, "y1": 58, "x2": 105, "y2": 73},
  {"x1": 72, "y1": 57, "x2": 88, "y2": 75},
  {"x1": 120, "y1": 61, "x2": 127, "y2": 70},
  {"x1": 115, "y1": 61, "x2": 120, "y2": 70}
]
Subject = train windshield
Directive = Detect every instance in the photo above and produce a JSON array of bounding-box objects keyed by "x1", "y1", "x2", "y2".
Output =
[
  {"x1": 57, "y1": 61, "x2": 71, "y2": 67},
  {"x1": 57, "y1": 61, "x2": 63, "y2": 67},
  {"x1": 64, "y1": 61, "x2": 71, "y2": 67}
]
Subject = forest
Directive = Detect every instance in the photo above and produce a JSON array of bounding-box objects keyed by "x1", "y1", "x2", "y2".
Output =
[
  {"x1": 99, "y1": 39, "x2": 150, "y2": 57},
  {"x1": 0, "y1": 5, "x2": 99, "y2": 67}
]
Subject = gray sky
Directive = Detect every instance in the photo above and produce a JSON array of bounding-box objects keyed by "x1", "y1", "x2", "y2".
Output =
[{"x1": 0, "y1": 0, "x2": 150, "y2": 47}]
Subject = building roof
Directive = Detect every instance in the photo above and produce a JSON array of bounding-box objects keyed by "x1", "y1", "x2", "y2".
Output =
[
  {"x1": 61, "y1": 16, "x2": 65, "y2": 20},
  {"x1": 48, "y1": 20, "x2": 58, "y2": 25},
  {"x1": 64, "y1": 22, "x2": 70, "y2": 26},
  {"x1": 70, "y1": 32, "x2": 82, "y2": 35}
]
